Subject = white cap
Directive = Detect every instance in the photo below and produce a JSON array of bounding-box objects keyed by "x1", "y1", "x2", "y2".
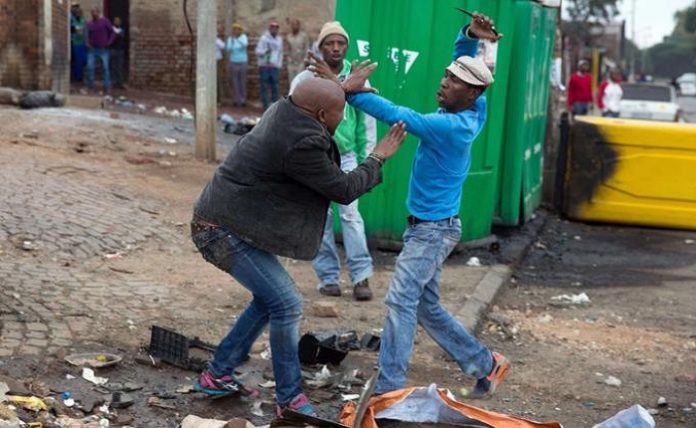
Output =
[{"x1": 446, "y1": 55, "x2": 494, "y2": 87}]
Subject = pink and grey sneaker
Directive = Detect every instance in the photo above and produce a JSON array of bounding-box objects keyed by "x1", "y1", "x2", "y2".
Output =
[
  {"x1": 276, "y1": 393, "x2": 317, "y2": 417},
  {"x1": 194, "y1": 369, "x2": 260, "y2": 398}
]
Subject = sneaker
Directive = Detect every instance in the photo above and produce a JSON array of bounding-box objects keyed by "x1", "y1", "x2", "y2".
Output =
[
  {"x1": 276, "y1": 393, "x2": 317, "y2": 417},
  {"x1": 353, "y1": 279, "x2": 373, "y2": 301},
  {"x1": 319, "y1": 284, "x2": 341, "y2": 297},
  {"x1": 194, "y1": 369, "x2": 259, "y2": 398},
  {"x1": 472, "y1": 351, "x2": 510, "y2": 398}
]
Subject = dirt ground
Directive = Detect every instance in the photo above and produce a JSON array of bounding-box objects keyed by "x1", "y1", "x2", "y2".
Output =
[{"x1": 1, "y1": 104, "x2": 695, "y2": 427}]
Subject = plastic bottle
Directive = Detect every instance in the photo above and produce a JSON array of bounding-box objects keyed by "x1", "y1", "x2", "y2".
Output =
[{"x1": 593, "y1": 405, "x2": 655, "y2": 428}]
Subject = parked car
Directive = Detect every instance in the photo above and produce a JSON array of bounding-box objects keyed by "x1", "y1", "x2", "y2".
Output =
[
  {"x1": 620, "y1": 84, "x2": 683, "y2": 122},
  {"x1": 676, "y1": 73, "x2": 696, "y2": 96}
]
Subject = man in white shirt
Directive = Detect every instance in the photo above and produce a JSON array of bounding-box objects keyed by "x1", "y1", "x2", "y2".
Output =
[{"x1": 255, "y1": 20, "x2": 283, "y2": 110}]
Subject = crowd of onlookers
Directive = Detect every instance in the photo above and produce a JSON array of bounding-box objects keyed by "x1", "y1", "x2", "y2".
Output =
[{"x1": 70, "y1": 2, "x2": 126, "y2": 93}]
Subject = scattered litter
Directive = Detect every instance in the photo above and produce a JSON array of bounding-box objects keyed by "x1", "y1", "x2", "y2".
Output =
[
  {"x1": 164, "y1": 137, "x2": 177, "y2": 144},
  {"x1": 459, "y1": 387, "x2": 470, "y2": 397},
  {"x1": 110, "y1": 391, "x2": 135, "y2": 409},
  {"x1": 306, "y1": 365, "x2": 333, "y2": 388},
  {"x1": 82, "y1": 368, "x2": 108, "y2": 386},
  {"x1": 63, "y1": 397, "x2": 75, "y2": 407},
  {"x1": 571, "y1": 281, "x2": 582, "y2": 287},
  {"x1": 603, "y1": 375, "x2": 622, "y2": 387},
  {"x1": 656, "y1": 396, "x2": 667, "y2": 407},
  {"x1": 148, "y1": 396, "x2": 176, "y2": 410},
  {"x1": 550, "y1": 292, "x2": 591, "y2": 306},
  {"x1": 148, "y1": 325, "x2": 215, "y2": 371},
  {"x1": 360, "y1": 333, "x2": 381, "y2": 351},
  {"x1": 573, "y1": 235, "x2": 582, "y2": 241},
  {"x1": 342, "y1": 394, "x2": 360, "y2": 401},
  {"x1": 176, "y1": 384, "x2": 196, "y2": 394},
  {"x1": 153, "y1": 106, "x2": 168, "y2": 115},
  {"x1": 592, "y1": 404, "x2": 654, "y2": 428},
  {"x1": 466, "y1": 256, "x2": 481, "y2": 267},
  {"x1": 299, "y1": 330, "x2": 360, "y2": 365},
  {"x1": 180, "y1": 415, "x2": 257, "y2": 428},
  {"x1": 260, "y1": 347, "x2": 272, "y2": 360},
  {"x1": 66, "y1": 352, "x2": 122, "y2": 368},
  {"x1": 685, "y1": 239, "x2": 694, "y2": 244},
  {"x1": 250, "y1": 401, "x2": 264, "y2": 417},
  {"x1": 258, "y1": 380, "x2": 276, "y2": 389},
  {"x1": 220, "y1": 114, "x2": 236, "y2": 125},
  {"x1": 21, "y1": 241, "x2": 36, "y2": 251},
  {"x1": 7, "y1": 395, "x2": 47, "y2": 412},
  {"x1": 0, "y1": 382, "x2": 8, "y2": 402}
]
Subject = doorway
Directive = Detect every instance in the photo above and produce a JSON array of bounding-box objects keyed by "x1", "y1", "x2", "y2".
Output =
[{"x1": 104, "y1": 0, "x2": 129, "y2": 83}]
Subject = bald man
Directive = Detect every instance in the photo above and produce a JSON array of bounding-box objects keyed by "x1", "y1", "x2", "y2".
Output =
[{"x1": 190, "y1": 78, "x2": 406, "y2": 417}]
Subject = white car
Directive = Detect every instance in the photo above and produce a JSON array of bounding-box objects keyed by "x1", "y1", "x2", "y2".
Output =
[
  {"x1": 619, "y1": 84, "x2": 683, "y2": 122},
  {"x1": 676, "y1": 73, "x2": 696, "y2": 96}
]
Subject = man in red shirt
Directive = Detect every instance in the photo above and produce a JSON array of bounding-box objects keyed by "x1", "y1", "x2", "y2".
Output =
[{"x1": 567, "y1": 60, "x2": 593, "y2": 115}]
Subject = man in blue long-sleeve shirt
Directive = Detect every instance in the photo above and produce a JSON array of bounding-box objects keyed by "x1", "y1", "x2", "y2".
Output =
[{"x1": 336, "y1": 12, "x2": 510, "y2": 397}]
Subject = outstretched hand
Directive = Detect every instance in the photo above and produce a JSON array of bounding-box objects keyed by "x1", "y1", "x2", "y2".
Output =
[
  {"x1": 372, "y1": 121, "x2": 407, "y2": 160},
  {"x1": 306, "y1": 51, "x2": 341, "y2": 86},
  {"x1": 468, "y1": 12, "x2": 503, "y2": 41},
  {"x1": 341, "y1": 60, "x2": 379, "y2": 94}
]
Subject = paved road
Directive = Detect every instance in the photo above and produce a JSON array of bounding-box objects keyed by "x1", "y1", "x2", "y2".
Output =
[{"x1": 678, "y1": 96, "x2": 696, "y2": 122}]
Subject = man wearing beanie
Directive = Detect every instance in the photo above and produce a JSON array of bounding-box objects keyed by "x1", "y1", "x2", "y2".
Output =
[
  {"x1": 290, "y1": 21, "x2": 377, "y2": 302},
  {"x1": 330, "y1": 12, "x2": 512, "y2": 398}
]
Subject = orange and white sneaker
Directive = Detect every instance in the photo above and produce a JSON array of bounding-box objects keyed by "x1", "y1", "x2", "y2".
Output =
[{"x1": 472, "y1": 351, "x2": 510, "y2": 398}]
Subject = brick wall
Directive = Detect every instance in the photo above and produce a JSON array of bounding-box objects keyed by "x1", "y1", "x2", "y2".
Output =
[
  {"x1": 0, "y1": 0, "x2": 40, "y2": 89},
  {"x1": 0, "y1": 0, "x2": 68, "y2": 91},
  {"x1": 127, "y1": 0, "x2": 333, "y2": 98}
]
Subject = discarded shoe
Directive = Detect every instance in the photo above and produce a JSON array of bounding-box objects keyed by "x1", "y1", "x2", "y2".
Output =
[
  {"x1": 472, "y1": 351, "x2": 510, "y2": 398},
  {"x1": 276, "y1": 393, "x2": 317, "y2": 417},
  {"x1": 194, "y1": 369, "x2": 259, "y2": 398},
  {"x1": 319, "y1": 284, "x2": 341, "y2": 297},
  {"x1": 353, "y1": 279, "x2": 373, "y2": 301}
]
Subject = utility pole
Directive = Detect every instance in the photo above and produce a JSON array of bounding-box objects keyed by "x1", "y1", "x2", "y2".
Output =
[
  {"x1": 195, "y1": 0, "x2": 217, "y2": 161},
  {"x1": 630, "y1": 0, "x2": 636, "y2": 81}
]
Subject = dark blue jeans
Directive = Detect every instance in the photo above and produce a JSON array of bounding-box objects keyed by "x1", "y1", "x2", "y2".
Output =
[
  {"x1": 191, "y1": 227, "x2": 304, "y2": 406},
  {"x1": 259, "y1": 67, "x2": 280, "y2": 110},
  {"x1": 87, "y1": 47, "x2": 111, "y2": 91},
  {"x1": 71, "y1": 44, "x2": 87, "y2": 82},
  {"x1": 376, "y1": 218, "x2": 493, "y2": 394}
]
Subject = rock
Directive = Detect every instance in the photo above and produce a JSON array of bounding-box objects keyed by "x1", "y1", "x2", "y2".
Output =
[
  {"x1": 79, "y1": 395, "x2": 105, "y2": 413},
  {"x1": 604, "y1": 375, "x2": 622, "y2": 387},
  {"x1": 310, "y1": 301, "x2": 339, "y2": 318},
  {"x1": 117, "y1": 414, "x2": 134, "y2": 425},
  {"x1": 657, "y1": 396, "x2": 667, "y2": 407},
  {"x1": 0, "y1": 376, "x2": 30, "y2": 396}
]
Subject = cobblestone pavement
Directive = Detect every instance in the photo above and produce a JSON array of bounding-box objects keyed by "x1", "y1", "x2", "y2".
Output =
[
  {"x1": 0, "y1": 145, "x2": 181, "y2": 357},
  {"x1": 0, "y1": 108, "x2": 486, "y2": 363}
]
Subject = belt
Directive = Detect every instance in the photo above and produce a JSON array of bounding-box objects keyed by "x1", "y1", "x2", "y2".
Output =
[
  {"x1": 407, "y1": 215, "x2": 459, "y2": 226},
  {"x1": 190, "y1": 218, "x2": 219, "y2": 235}
]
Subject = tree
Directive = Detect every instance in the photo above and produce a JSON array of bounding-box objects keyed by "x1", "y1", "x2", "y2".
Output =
[
  {"x1": 566, "y1": 0, "x2": 620, "y2": 23},
  {"x1": 565, "y1": 0, "x2": 621, "y2": 44},
  {"x1": 643, "y1": 1, "x2": 696, "y2": 77}
]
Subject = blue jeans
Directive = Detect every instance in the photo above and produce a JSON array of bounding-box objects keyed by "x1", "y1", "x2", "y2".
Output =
[
  {"x1": 259, "y1": 67, "x2": 279, "y2": 110},
  {"x1": 375, "y1": 218, "x2": 493, "y2": 394},
  {"x1": 87, "y1": 47, "x2": 111, "y2": 91},
  {"x1": 71, "y1": 44, "x2": 87, "y2": 82},
  {"x1": 313, "y1": 153, "x2": 373, "y2": 287},
  {"x1": 191, "y1": 227, "x2": 304, "y2": 406},
  {"x1": 602, "y1": 111, "x2": 620, "y2": 118}
]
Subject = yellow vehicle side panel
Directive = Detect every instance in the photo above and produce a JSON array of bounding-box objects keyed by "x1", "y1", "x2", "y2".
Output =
[{"x1": 567, "y1": 117, "x2": 696, "y2": 230}]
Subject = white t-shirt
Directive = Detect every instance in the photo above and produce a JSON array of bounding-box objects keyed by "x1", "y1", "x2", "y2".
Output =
[{"x1": 603, "y1": 81, "x2": 622, "y2": 113}]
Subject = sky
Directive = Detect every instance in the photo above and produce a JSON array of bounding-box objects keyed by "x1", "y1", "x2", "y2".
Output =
[{"x1": 616, "y1": 0, "x2": 694, "y2": 47}]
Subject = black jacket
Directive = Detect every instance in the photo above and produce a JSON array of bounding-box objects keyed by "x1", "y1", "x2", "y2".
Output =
[{"x1": 193, "y1": 98, "x2": 382, "y2": 260}]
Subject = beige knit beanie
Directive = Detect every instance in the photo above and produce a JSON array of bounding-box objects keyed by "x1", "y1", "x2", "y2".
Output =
[{"x1": 317, "y1": 21, "x2": 349, "y2": 46}]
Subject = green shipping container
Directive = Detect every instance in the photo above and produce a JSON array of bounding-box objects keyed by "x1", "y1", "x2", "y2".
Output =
[
  {"x1": 334, "y1": 0, "x2": 516, "y2": 243},
  {"x1": 495, "y1": 1, "x2": 557, "y2": 225}
]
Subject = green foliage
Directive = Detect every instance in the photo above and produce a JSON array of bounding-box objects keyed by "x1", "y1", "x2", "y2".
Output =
[
  {"x1": 644, "y1": 2, "x2": 696, "y2": 77},
  {"x1": 566, "y1": 0, "x2": 620, "y2": 23}
]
